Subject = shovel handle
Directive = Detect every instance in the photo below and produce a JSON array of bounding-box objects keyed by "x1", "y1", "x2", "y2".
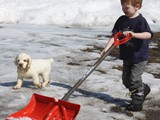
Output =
[
  {"x1": 113, "y1": 32, "x2": 132, "y2": 46},
  {"x1": 62, "y1": 32, "x2": 131, "y2": 101}
]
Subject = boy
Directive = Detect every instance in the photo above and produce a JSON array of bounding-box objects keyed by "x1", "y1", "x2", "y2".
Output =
[{"x1": 100, "y1": 0, "x2": 153, "y2": 111}]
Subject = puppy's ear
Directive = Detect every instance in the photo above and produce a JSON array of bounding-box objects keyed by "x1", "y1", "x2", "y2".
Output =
[
  {"x1": 27, "y1": 56, "x2": 32, "y2": 68},
  {"x1": 14, "y1": 55, "x2": 18, "y2": 66}
]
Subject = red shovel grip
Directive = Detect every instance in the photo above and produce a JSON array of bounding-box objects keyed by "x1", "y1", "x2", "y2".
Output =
[{"x1": 113, "y1": 32, "x2": 132, "y2": 46}]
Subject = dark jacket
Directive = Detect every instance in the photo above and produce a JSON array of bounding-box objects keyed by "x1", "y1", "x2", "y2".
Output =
[{"x1": 112, "y1": 14, "x2": 153, "y2": 63}]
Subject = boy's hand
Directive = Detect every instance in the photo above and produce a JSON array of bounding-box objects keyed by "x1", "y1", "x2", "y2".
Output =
[
  {"x1": 100, "y1": 49, "x2": 106, "y2": 57},
  {"x1": 123, "y1": 31, "x2": 133, "y2": 37}
]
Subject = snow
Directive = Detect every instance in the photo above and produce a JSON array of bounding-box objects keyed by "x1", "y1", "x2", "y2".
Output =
[
  {"x1": 6, "y1": 117, "x2": 32, "y2": 120},
  {"x1": 0, "y1": 0, "x2": 159, "y2": 27},
  {"x1": 0, "y1": 0, "x2": 160, "y2": 120}
]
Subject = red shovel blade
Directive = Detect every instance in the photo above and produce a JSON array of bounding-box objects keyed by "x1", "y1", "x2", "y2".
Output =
[{"x1": 6, "y1": 93, "x2": 80, "y2": 120}]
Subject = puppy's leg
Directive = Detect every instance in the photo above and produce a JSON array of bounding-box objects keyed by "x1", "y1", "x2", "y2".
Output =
[
  {"x1": 13, "y1": 78, "x2": 23, "y2": 89},
  {"x1": 41, "y1": 73, "x2": 51, "y2": 87},
  {"x1": 48, "y1": 76, "x2": 52, "y2": 84},
  {"x1": 33, "y1": 76, "x2": 42, "y2": 88}
]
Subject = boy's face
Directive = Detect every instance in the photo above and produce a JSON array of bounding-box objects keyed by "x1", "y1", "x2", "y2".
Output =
[{"x1": 121, "y1": 2, "x2": 139, "y2": 17}]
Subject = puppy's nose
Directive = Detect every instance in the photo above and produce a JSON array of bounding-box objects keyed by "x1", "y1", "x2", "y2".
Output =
[{"x1": 19, "y1": 63, "x2": 23, "y2": 67}]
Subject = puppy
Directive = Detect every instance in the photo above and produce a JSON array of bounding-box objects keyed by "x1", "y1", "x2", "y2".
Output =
[{"x1": 14, "y1": 53, "x2": 54, "y2": 89}]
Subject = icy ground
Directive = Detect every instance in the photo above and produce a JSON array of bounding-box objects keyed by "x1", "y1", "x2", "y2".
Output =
[{"x1": 0, "y1": 24, "x2": 160, "y2": 120}]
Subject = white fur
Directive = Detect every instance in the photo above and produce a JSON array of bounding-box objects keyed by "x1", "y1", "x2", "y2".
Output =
[{"x1": 14, "y1": 53, "x2": 54, "y2": 89}]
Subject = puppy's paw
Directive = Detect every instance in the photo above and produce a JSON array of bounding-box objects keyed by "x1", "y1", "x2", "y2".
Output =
[
  {"x1": 42, "y1": 81, "x2": 51, "y2": 88},
  {"x1": 36, "y1": 83, "x2": 42, "y2": 89},
  {"x1": 46, "y1": 82, "x2": 51, "y2": 87},
  {"x1": 13, "y1": 85, "x2": 21, "y2": 89},
  {"x1": 42, "y1": 83, "x2": 47, "y2": 88}
]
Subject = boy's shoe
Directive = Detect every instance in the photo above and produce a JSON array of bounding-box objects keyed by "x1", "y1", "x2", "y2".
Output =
[
  {"x1": 143, "y1": 84, "x2": 151, "y2": 99},
  {"x1": 126, "y1": 84, "x2": 150, "y2": 111},
  {"x1": 126, "y1": 96, "x2": 143, "y2": 111},
  {"x1": 126, "y1": 103, "x2": 142, "y2": 111}
]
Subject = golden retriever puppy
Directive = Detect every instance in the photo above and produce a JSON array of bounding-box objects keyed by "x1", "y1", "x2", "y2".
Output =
[{"x1": 13, "y1": 53, "x2": 54, "y2": 89}]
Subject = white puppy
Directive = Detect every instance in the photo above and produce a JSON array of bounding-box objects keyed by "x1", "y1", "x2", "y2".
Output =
[{"x1": 14, "y1": 53, "x2": 54, "y2": 89}]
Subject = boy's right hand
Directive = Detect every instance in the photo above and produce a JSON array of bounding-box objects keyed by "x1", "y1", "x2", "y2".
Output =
[
  {"x1": 100, "y1": 49, "x2": 106, "y2": 57},
  {"x1": 100, "y1": 37, "x2": 115, "y2": 57}
]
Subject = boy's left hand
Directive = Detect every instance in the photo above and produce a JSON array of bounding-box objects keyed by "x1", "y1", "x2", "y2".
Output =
[{"x1": 123, "y1": 31, "x2": 133, "y2": 37}]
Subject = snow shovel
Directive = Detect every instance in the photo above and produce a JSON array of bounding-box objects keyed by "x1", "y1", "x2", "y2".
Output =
[{"x1": 6, "y1": 32, "x2": 131, "y2": 120}]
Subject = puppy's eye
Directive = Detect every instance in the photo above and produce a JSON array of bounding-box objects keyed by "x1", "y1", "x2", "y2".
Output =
[
  {"x1": 24, "y1": 60, "x2": 27, "y2": 62},
  {"x1": 17, "y1": 60, "x2": 20, "y2": 62}
]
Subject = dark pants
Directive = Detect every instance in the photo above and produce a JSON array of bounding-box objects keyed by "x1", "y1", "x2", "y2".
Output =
[{"x1": 122, "y1": 60, "x2": 147, "y2": 96}]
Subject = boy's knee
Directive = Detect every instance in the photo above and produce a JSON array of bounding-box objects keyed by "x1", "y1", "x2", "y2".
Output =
[
  {"x1": 122, "y1": 76, "x2": 130, "y2": 88},
  {"x1": 122, "y1": 81, "x2": 130, "y2": 88}
]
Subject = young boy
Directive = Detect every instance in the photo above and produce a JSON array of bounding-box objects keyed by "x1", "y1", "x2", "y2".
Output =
[{"x1": 100, "y1": 0, "x2": 153, "y2": 111}]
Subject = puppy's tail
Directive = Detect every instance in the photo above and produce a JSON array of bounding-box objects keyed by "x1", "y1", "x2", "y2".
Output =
[{"x1": 49, "y1": 58, "x2": 54, "y2": 64}]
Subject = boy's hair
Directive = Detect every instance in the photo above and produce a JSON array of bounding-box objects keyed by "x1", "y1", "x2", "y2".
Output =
[{"x1": 121, "y1": 0, "x2": 143, "y2": 8}]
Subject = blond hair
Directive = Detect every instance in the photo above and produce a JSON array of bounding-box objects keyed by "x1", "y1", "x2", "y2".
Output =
[{"x1": 121, "y1": 0, "x2": 143, "y2": 8}]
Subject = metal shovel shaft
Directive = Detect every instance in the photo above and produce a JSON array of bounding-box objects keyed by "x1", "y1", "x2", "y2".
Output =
[{"x1": 62, "y1": 45, "x2": 116, "y2": 100}]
